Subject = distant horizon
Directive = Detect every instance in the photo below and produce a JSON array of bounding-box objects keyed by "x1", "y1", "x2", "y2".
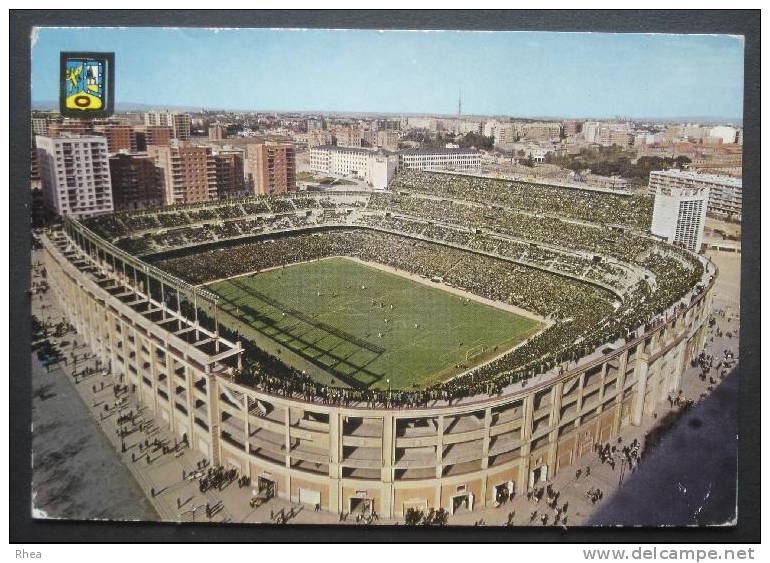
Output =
[
  {"x1": 31, "y1": 28, "x2": 744, "y2": 121},
  {"x1": 30, "y1": 99, "x2": 744, "y2": 126}
]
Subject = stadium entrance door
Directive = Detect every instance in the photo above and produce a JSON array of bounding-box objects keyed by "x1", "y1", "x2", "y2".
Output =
[
  {"x1": 349, "y1": 496, "x2": 374, "y2": 515},
  {"x1": 257, "y1": 477, "x2": 275, "y2": 499},
  {"x1": 529, "y1": 465, "x2": 548, "y2": 489},
  {"x1": 494, "y1": 481, "x2": 515, "y2": 504},
  {"x1": 451, "y1": 492, "x2": 474, "y2": 515}
]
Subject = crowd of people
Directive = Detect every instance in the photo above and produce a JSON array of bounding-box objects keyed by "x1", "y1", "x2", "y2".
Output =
[
  {"x1": 71, "y1": 169, "x2": 709, "y2": 407},
  {"x1": 85, "y1": 193, "x2": 369, "y2": 243},
  {"x1": 390, "y1": 169, "x2": 653, "y2": 230},
  {"x1": 149, "y1": 222, "x2": 704, "y2": 408},
  {"x1": 197, "y1": 464, "x2": 239, "y2": 493},
  {"x1": 369, "y1": 189, "x2": 658, "y2": 263},
  {"x1": 526, "y1": 483, "x2": 569, "y2": 527},
  {"x1": 403, "y1": 507, "x2": 449, "y2": 526}
]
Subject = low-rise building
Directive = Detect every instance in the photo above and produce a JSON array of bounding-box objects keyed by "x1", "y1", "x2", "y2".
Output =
[
  {"x1": 561, "y1": 120, "x2": 582, "y2": 138},
  {"x1": 398, "y1": 148, "x2": 481, "y2": 173},
  {"x1": 376, "y1": 130, "x2": 400, "y2": 151},
  {"x1": 521, "y1": 122, "x2": 562, "y2": 142},
  {"x1": 208, "y1": 124, "x2": 227, "y2": 141},
  {"x1": 309, "y1": 145, "x2": 396, "y2": 189},
  {"x1": 333, "y1": 127, "x2": 362, "y2": 148},
  {"x1": 649, "y1": 169, "x2": 742, "y2": 222}
]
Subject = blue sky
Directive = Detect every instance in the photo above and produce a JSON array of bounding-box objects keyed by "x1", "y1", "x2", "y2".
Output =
[{"x1": 32, "y1": 28, "x2": 744, "y2": 119}]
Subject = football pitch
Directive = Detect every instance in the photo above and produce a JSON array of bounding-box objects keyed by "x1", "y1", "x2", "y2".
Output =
[{"x1": 206, "y1": 257, "x2": 543, "y2": 390}]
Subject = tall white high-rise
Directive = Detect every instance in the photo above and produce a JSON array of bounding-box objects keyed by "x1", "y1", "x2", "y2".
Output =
[
  {"x1": 36, "y1": 134, "x2": 114, "y2": 219},
  {"x1": 582, "y1": 121, "x2": 600, "y2": 143},
  {"x1": 650, "y1": 184, "x2": 709, "y2": 253},
  {"x1": 144, "y1": 111, "x2": 191, "y2": 140}
]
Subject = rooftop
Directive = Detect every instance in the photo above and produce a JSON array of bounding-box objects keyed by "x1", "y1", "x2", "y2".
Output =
[
  {"x1": 311, "y1": 145, "x2": 393, "y2": 156},
  {"x1": 651, "y1": 168, "x2": 742, "y2": 188},
  {"x1": 398, "y1": 147, "x2": 479, "y2": 156}
]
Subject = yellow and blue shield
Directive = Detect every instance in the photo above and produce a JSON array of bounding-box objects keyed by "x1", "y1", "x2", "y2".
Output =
[{"x1": 60, "y1": 52, "x2": 114, "y2": 118}]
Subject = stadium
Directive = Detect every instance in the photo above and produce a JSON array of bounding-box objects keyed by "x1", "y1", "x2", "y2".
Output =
[{"x1": 41, "y1": 170, "x2": 716, "y2": 518}]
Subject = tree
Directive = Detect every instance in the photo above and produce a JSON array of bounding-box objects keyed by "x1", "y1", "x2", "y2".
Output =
[{"x1": 458, "y1": 132, "x2": 494, "y2": 150}]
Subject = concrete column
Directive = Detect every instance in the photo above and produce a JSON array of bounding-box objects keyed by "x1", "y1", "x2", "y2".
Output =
[
  {"x1": 598, "y1": 361, "x2": 609, "y2": 401},
  {"x1": 670, "y1": 340, "x2": 688, "y2": 393},
  {"x1": 242, "y1": 393, "x2": 250, "y2": 459},
  {"x1": 380, "y1": 415, "x2": 394, "y2": 518},
  {"x1": 435, "y1": 415, "x2": 444, "y2": 479},
  {"x1": 165, "y1": 350, "x2": 175, "y2": 436},
  {"x1": 546, "y1": 383, "x2": 563, "y2": 477},
  {"x1": 184, "y1": 365, "x2": 196, "y2": 449},
  {"x1": 479, "y1": 408, "x2": 492, "y2": 508},
  {"x1": 149, "y1": 338, "x2": 159, "y2": 417},
  {"x1": 105, "y1": 308, "x2": 118, "y2": 382},
  {"x1": 549, "y1": 382, "x2": 564, "y2": 428},
  {"x1": 632, "y1": 354, "x2": 650, "y2": 426},
  {"x1": 612, "y1": 351, "x2": 629, "y2": 434},
  {"x1": 516, "y1": 448, "x2": 530, "y2": 494},
  {"x1": 206, "y1": 374, "x2": 221, "y2": 466},
  {"x1": 481, "y1": 408, "x2": 492, "y2": 469},
  {"x1": 284, "y1": 407, "x2": 291, "y2": 468},
  {"x1": 435, "y1": 415, "x2": 444, "y2": 509},
  {"x1": 576, "y1": 372, "x2": 586, "y2": 413},
  {"x1": 519, "y1": 394, "x2": 535, "y2": 493},
  {"x1": 522, "y1": 394, "x2": 535, "y2": 441},
  {"x1": 328, "y1": 413, "x2": 341, "y2": 513}
]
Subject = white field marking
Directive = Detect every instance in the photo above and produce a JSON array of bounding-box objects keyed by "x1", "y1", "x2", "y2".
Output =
[
  {"x1": 206, "y1": 255, "x2": 552, "y2": 385},
  {"x1": 342, "y1": 256, "x2": 551, "y2": 325},
  {"x1": 199, "y1": 255, "x2": 550, "y2": 326}
]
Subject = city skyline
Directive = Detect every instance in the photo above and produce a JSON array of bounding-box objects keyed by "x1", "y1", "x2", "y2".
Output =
[{"x1": 32, "y1": 28, "x2": 744, "y2": 120}]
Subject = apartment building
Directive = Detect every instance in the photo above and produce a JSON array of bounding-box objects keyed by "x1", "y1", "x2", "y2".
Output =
[
  {"x1": 398, "y1": 148, "x2": 481, "y2": 173},
  {"x1": 333, "y1": 127, "x2": 362, "y2": 148},
  {"x1": 36, "y1": 134, "x2": 113, "y2": 219},
  {"x1": 245, "y1": 142, "x2": 296, "y2": 196},
  {"x1": 521, "y1": 122, "x2": 562, "y2": 142},
  {"x1": 214, "y1": 150, "x2": 247, "y2": 199},
  {"x1": 108, "y1": 152, "x2": 163, "y2": 210},
  {"x1": 649, "y1": 169, "x2": 742, "y2": 222},
  {"x1": 144, "y1": 112, "x2": 192, "y2": 141},
  {"x1": 148, "y1": 144, "x2": 217, "y2": 205},
  {"x1": 144, "y1": 126, "x2": 173, "y2": 148},
  {"x1": 209, "y1": 124, "x2": 226, "y2": 141},
  {"x1": 650, "y1": 184, "x2": 709, "y2": 252},
  {"x1": 309, "y1": 146, "x2": 397, "y2": 190},
  {"x1": 96, "y1": 125, "x2": 137, "y2": 153}
]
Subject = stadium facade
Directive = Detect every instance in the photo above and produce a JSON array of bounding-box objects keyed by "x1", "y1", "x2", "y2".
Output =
[{"x1": 40, "y1": 172, "x2": 715, "y2": 519}]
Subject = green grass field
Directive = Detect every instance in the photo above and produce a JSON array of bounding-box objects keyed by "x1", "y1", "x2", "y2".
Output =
[{"x1": 207, "y1": 257, "x2": 542, "y2": 390}]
